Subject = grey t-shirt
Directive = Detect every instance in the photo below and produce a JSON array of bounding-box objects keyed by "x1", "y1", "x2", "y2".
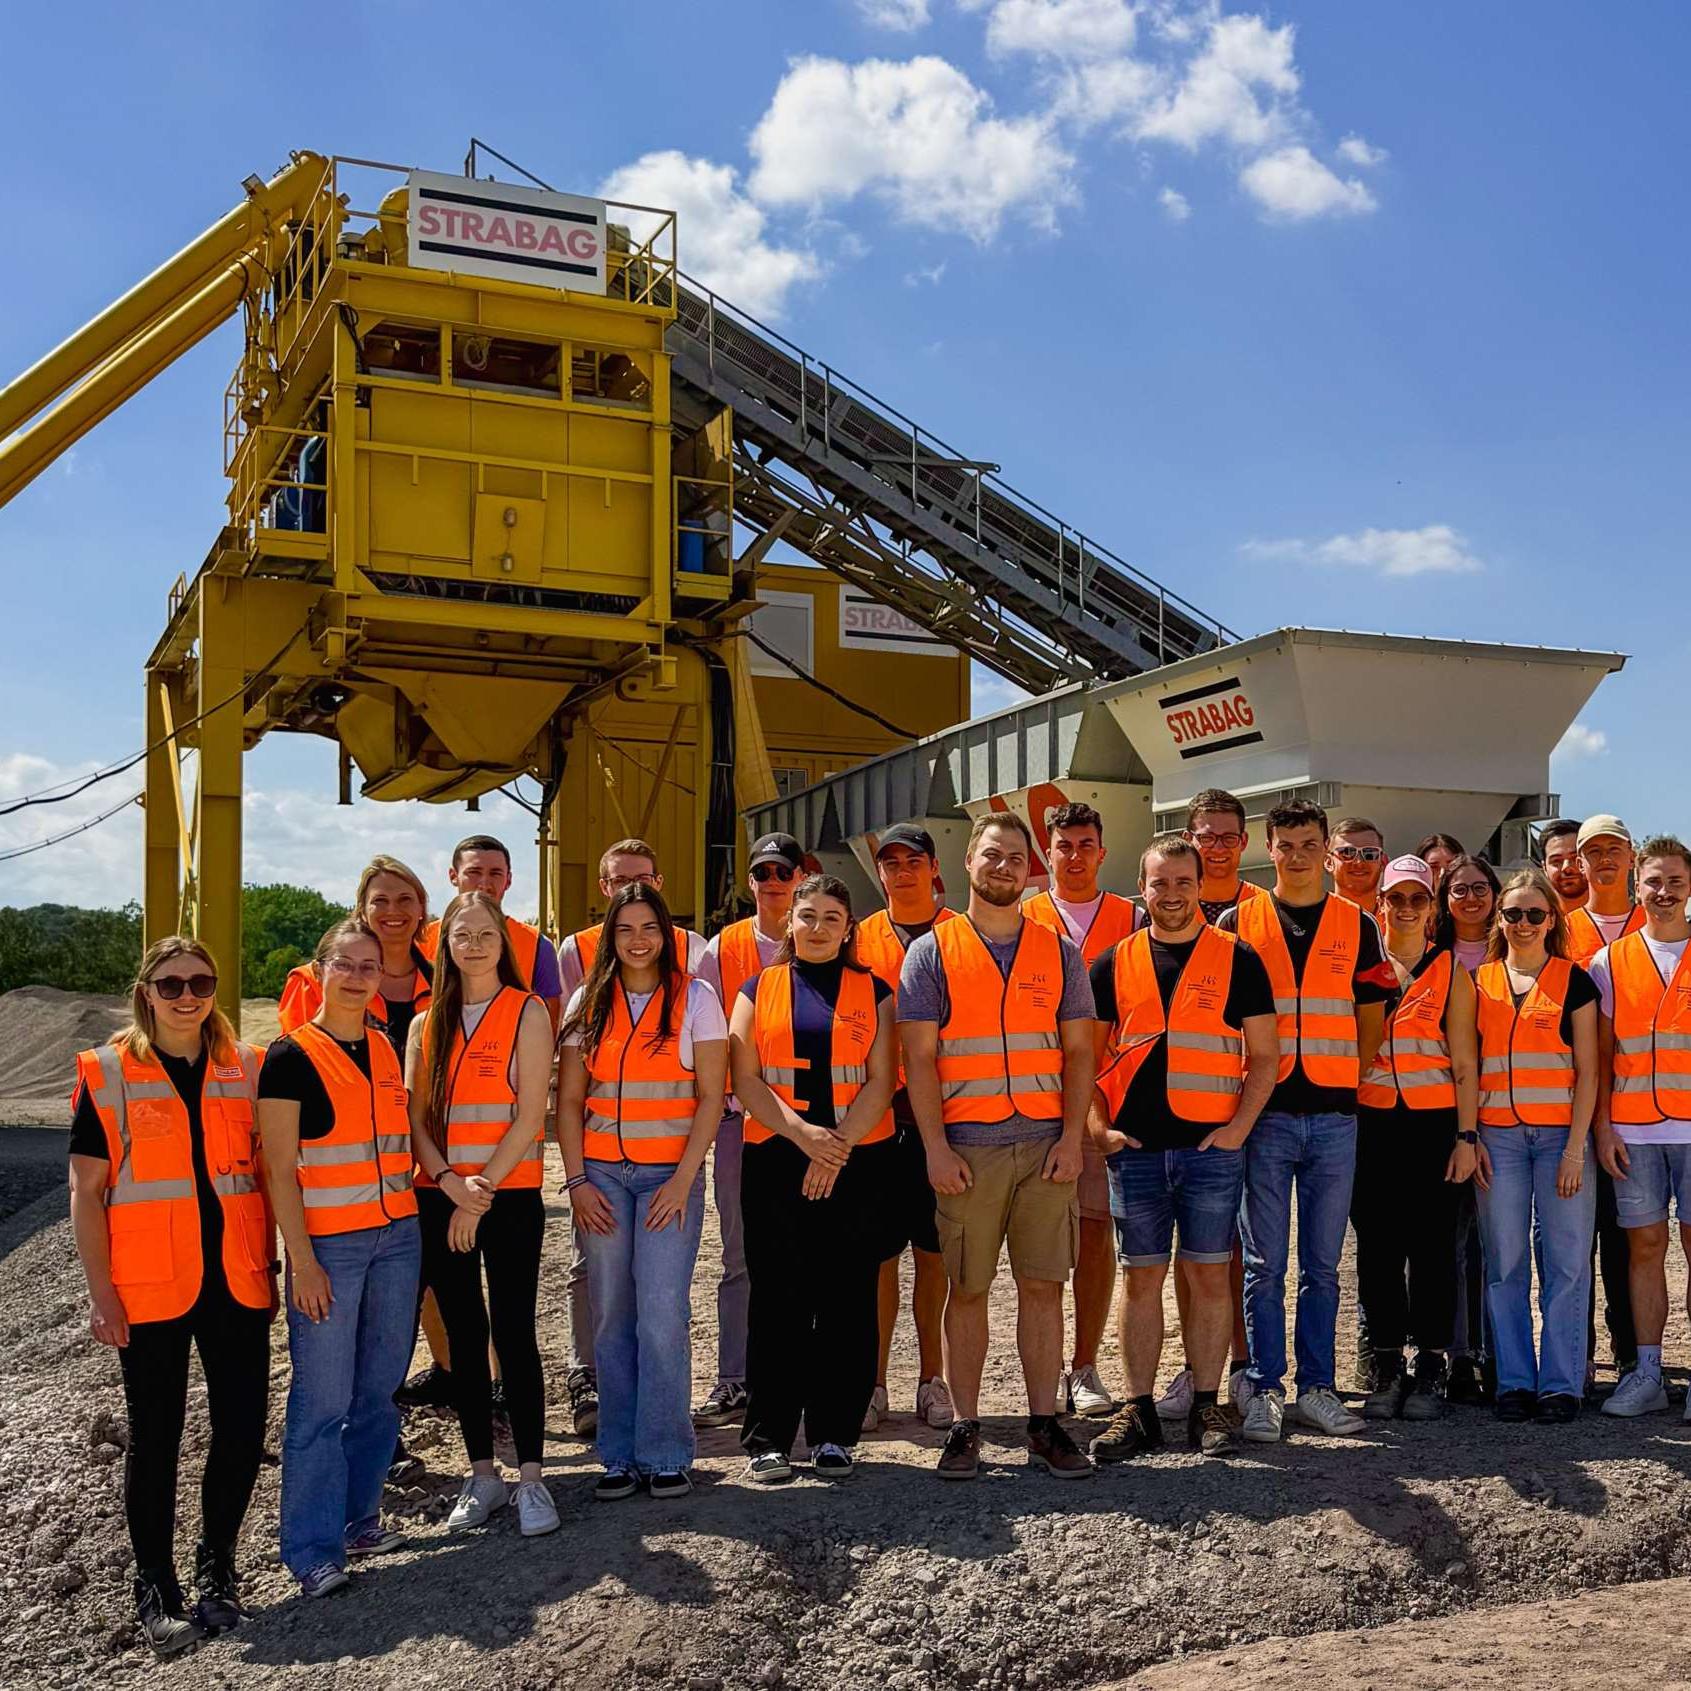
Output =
[{"x1": 898, "y1": 917, "x2": 1093, "y2": 1147}]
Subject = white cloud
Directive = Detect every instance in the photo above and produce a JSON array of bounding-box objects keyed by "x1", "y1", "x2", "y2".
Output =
[
  {"x1": 1241, "y1": 524, "x2": 1484, "y2": 577},
  {"x1": 600, "y1": 150, "x2": 822, "y2": 318},
  {"x1": 1239, "y1": 145, "x2": 1376, "y2": 220},
  {"x1": 1336, "y1": 133, "x2": 1388, "y2": 168},
  {"x1": 1134, "y1": 13, "x2": 1300, "y2": 151},
  {"x1": 904, "y1": 260, "x2": 948, "y2": 285},
  {"x1": 981, "y1": 0, "x2": 1138, "y2": 61},
  {"x1": 1158, "y1": 185, "x2": 1191, "y2": 221},
  {"x1": 856, "y1": 0, "x2": 930, "y2": 29},
  {"x1": 1554, "y1": 723, "x2": 1610, "y2": 762},
  {"x1": 747, "y1": 55, "x2": 1077, "y2": 241}
]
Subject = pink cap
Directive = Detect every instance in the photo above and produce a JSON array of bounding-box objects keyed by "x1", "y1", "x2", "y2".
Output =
[{"x1": 1380, "y1": 854, "x2": 1435, "y2": 894}]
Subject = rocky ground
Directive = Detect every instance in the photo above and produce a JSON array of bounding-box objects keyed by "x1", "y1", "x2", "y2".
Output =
[{"x1": 6, "y1": 1065, "x2": 1691, "y2": 1689}]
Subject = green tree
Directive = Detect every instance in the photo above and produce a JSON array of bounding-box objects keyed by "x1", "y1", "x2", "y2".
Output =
[
  {"x1": 241, "y1": 883, "x2": 347, "y2": 996},
  {"x1": 0, "y1": 903, "x2": 143, "y2": 994}
]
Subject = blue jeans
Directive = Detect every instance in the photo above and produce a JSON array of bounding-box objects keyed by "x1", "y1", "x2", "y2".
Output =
[
  {"x1": 1476, "y1": 1126, "x2": 1596, "y2": 1396},
  {"x1": 280, "y1": 1217, "x2": 420, "y2": 1577},
  {"x1": 580, "y1": 1160, "x2": 707, "y2": 1474},
  {"x1": 1240, "y1": 1111, "x2": 1357, "y2": 1395},
  {"x1": 713, "y1": 1113, "x2": 749, "y2": 1385},
  {"x1": 1107, "y1": 1146, "x2": 1244, "y2": 1265},
  {"x1": 1613, "y1": 1139, "x2": 1691, "y2": 1229}
]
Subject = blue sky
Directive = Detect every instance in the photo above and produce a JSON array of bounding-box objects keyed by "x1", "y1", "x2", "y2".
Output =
[{"x1": 2, "y1": 0, "x2": 1686, "y2": 908}]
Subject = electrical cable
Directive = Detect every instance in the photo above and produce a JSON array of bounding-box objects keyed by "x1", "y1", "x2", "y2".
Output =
[
  {"x1": 0, "y1": 790, "x2": 142, "y2": 863},
  {"x1": 735, "y1": 627, "x2": 922, "y2": 740}
]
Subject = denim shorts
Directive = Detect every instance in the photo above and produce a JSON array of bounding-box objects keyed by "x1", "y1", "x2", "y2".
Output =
[
  {"x1": 1614, "y1": 1139, "x2": 1691, "y2": 1228},
  {"x1": 1106, "y1": 1145, "x2": 1244, "y2": 1266}
]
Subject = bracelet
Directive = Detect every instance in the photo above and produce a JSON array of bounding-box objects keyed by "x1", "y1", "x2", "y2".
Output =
[{"x1": 564, "y1": 1173, "x2": 589, "y2": 1192}]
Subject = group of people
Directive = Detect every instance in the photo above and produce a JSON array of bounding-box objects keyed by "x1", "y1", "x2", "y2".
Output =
[{"x1": 68, "y1": 797, "x2": 1691, "y2": 1655}]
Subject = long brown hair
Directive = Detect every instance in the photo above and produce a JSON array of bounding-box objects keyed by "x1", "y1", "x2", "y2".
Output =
[
  {"x1": 417, "y1": 892, "x2": 525, "y2": 1156},
  {"x1": 561, "y1": 883, "x2": 682, "y2": 1058},
  {"x1": 773, "y1": 873, "x2": 868, "y2": 971},
  {"x1": 121, "y1": 936, "x2": 238, "y2": 1065},
  {"x1": 1432, "y1": 854, "x2": 1500, "y2": 952},
  {"x1": 1485, "y1": 865, "x2": 1570, "y2": 963}
]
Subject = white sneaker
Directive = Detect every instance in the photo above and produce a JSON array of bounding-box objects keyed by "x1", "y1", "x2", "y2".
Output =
[
  {"x1": 446, "y1": 1473, "x2": 509, "y2": 1532},
  {"x1": 1242, "y1": 1388, "x2": 1284, "y2": 1443},
  {"x1": 1603, "y1": 1368, "x2": 1669, "y2": 1418},
  {"x1": 1287, "y1": 1387, "x2": 1366, "y2": 1436},
  {"x1": 1066, "y1": 1364, "x2": 1115, "y2": 1417},
  {"x1": 862, "y1": 1384, "x2": 889, "y2": 1432},
  {"x1": 514, "y1": 1480, "x2": 560, "y2": 1537},
  {"x1": 1156, "y1": 1367, "x2": 1194, "y2": 1420},
  {"x1": 1229, "y1": 1369, "x2": 1256, "y2": 1415},
  {"x1": 915, "y1": 1376, "x2": 953, "y2": 1429}
]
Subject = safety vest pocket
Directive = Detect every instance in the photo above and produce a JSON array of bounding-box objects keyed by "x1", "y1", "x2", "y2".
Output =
[{"x1": 108, "y1": 1205, "x2": 175, "y2": 1286}]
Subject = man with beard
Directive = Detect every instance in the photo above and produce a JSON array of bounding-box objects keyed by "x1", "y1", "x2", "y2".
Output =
[
  {"x1": 900, "y1": 814, "x2": 1097, "y2": 1481},
  {"x1": 1542, "y1": 821, "x2": 1588, "y2": 915}
]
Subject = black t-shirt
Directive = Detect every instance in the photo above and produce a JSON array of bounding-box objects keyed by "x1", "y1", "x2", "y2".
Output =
[
  {"x1": 1090, "y1": 935, "x2": 1276, "y2": 1152},
  {"x1": 1216, "y1": 894, "x2": 1396, "y2": 1116},
  {"x1": 379, "y1": 995, "x2": 421, "y2": 1060},
  {"x1": 259, "y1": 1031, "x2": 376, "y2": 1141},
  {"x1": 70, "y1": 1047, "x2": 226, "y2": 1291},
  {"x1": 740, "y1": 959, "x2": 892, "y2": 1132},
  {"x1": 1199, "y1": 891, "x2": 1246, "y2": 926}
]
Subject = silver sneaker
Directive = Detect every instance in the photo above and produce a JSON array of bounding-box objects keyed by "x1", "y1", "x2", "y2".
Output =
[
  {"x1": 1242, "y1": 1387, "x2": 1285, "y2": 1443},
  {"x1": 446, "y1": 1473, "x2": 509, "y2": 1532},
  {"x1": 1287, "y1": 1387, "x2": 1366, "y2": 1436},
  {"x1": 915, "y1": 1376, "x2": 953, "y2": 1429},
  {"x1": 1065, "y1": 1363, "x2": 1114, "y2": 1417},
  {"x1": 514, "y1": 1480, "x2": 560, "y2": 1537},
  {"x1": 1156, "y1": 1367, "x2": 1195, "y2": 1420}
]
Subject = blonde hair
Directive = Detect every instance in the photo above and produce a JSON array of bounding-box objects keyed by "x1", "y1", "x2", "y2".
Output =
[
  {"x1": 355, "y1": 855, "x2": 429, "y2": 931},
  {"x1": 121, "y1": 936, "x2": 238, "y2": 1065},
  {"x1": 1485, "y1": 865, "x2": 1570, "y2": 963}
]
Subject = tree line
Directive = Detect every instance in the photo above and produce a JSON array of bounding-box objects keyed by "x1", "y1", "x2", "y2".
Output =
[{"x1": 0, "y1": 885, "x2": 348, "y2": 998}]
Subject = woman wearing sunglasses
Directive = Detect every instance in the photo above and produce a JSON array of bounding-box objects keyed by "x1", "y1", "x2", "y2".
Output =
[
  {"x1": 1473, "y1": 867, "x2": 1600, "y2": 1423},
  {"x1": 68, "y1": 939, "x2": 271, "y2": 1655},
  {"x1": 259, "y1": 918, "x2": 420, "y2": 1598}
]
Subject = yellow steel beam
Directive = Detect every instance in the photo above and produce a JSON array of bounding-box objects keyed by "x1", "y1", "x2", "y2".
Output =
[
  {"x1": 195, "y1": 577, "x2": 247, "y2": 1029},
  {"x1": 142, "y1": 668, "x2": 183, "y2": 950}
]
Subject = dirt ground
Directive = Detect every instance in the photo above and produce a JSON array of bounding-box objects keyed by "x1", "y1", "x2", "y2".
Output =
[{"x1": 7, "y1": 987, "x2": 1691, "y2": 1690}]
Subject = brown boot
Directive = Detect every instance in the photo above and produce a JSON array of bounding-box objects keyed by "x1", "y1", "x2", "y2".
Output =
[
  {"x1": 1027, "y1": 1416, "x2": 1094, "y2": 1479},
  {"x1": 936, "y1": 1418, "x2": 981, "y2": 1480}
]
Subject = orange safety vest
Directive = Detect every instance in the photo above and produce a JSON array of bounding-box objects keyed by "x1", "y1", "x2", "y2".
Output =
[
  {"x1": 583, "y1": 977, "x2": 700, "y2": 1164},
  {"x1": 1609, "y1": 931, "x2": 1691, "y2": 1124},
  {"x1": 1022, "y1": 890, "x2": 1141, "y2": 967},
  {"x1": 1565, "y1": 905, "x2": 1645, "y2": 967},
  {"x1": 289, "y1": 1023, "x2": 418, "y2": 1234},
  {"x1": 278, "y1": 957, "x2": 432, "y2": 1038},
  {"x1": 73, "y1": 1039, "x2": 272, "y2": 1324},
  {"x1": 748, "y1": 964, "x2": 893, "y2": 1147},
  {"x1": 855, "y1": 906, "x2": 956, "y2": 992},
  {"x1": 1475, "y1": 958, "x2": 1576, "y2": 1127},
  {"x1": 1235, "y1": 895, "x2": 1363, "y2": 1086},
  {"x1": 573, "y1": 925, "x2": 693, "y2": 980},
  {"x1": 419, "y1": 916, "x2": 542, "y2": 992},
  {"x1": 1198, "y1": 879, "x2": 1269, "y2": 926},
  {"x1": 715, "y1": 918, "x2": 771, "y2": 1017},
  {"x1": 1094, "y1": 926, "x2": 1245, "y2": 1124},
  {"x1": 414, "y1": 988, "x2": 544, "y2": 1188},
  {"x1": 1357, "y1": 950, "x2": 1457, "y2": 1110},
  {"x1": 933, "y1": 919, "x2": 1065, "y2": 1125}
]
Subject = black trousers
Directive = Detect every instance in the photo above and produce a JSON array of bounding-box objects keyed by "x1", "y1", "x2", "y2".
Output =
[
  {"x1": 741, "y1": 1135, "x2": 885, "y2": 1455},
  {"x1": 1587, "y1": 1164, "x2": 1637, "y2": 1368},
  {"x1": 116, "y1": 1281, "x2": 271, "y2": 1585},
  {"x1": 418, "y1": 1186, "x2": 546, "y2": 1465},
  {"x1": 1351, "y1": 1106, "x2": 1461, "y2": 1354}
]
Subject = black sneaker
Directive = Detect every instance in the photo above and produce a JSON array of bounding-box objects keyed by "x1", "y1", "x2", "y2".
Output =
[
  {"x1": 1187, "y1": 1401, "x2": 1233, "y2": 1456},
  {"x1": 1495, "y1": 1388, "x2": 1535, "y2": 1423},
  {"x1": 395, "y1": 1363, "x2": 456, "y2": 1409},
  {"x1": 1536, "y1": 1392, "x2": 1579, "y2": 1424},
  {"x1": 649, "y1": 1468, "x2": 694, "y2": 1499},
  {"x1": 566, "y1": 1366, "x2": 599, "y2": 1438},
  {"x1": 135, "y1": 1575, "x2": 198, "y2": 1657},
  {"x1": 593, "y1": 1467, "x2": 640, "y2": 1502},
  {"x1": 1362, "y1": 1353, "x2": 1409, "y2": 1421},
  {"x1": 690, "y1": 1381, "x2": 749, "y2": 1428},
  {"x1": 386, "y1": 1436, "x2": 422, "y2": 1484},
  {"x1": 190, "y1": 1543, "x2": 248, "y2": 1637},
  {"x1": 1352, "y1": 1348, "x2": 1381, "y2": 1394},
  {"x1": 936, "y1": 1418, "x2": 981, "y2": 1481},
  {"x1": 1445, "y1": 1354, "x2": 1488, "y2": 1406},
  {"x1": 813, "y1": 1442, "x2": 855, "y2": 1478},
  {"x1": 1402, "y1": 1356, "x2": 1448, "y2": 1422},
  {"x1": 1090, "y1": 1402, "x2": 1164, "y2": 1463}
]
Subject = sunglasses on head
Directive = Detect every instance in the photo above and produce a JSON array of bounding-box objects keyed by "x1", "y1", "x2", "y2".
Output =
[
  {"x1": 752, "y1": 863, "x2": 797, "y2": 883},
  {"x1": 149, "y1": 973, "x2": 218, "y2": 1000},
  {"x1": 1500, "y1": 908, "x2": 1551, "y2": 927}
]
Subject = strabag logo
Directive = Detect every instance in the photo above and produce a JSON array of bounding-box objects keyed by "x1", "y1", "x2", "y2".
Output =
[
  {"x1": 407, "y1": 171, "x2": 608, "y2": 294},
  {"x1": 1156, "y1": 675, "x2": 1264, "y2": 761}
]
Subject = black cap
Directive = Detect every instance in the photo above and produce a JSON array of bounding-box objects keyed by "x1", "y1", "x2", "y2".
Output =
[
  {"x1": 874, "y1": 823, "x2": 937, "y2": 860},
  {"x1": 748, "y1": 831, "x2": 806, "y2": 871}
]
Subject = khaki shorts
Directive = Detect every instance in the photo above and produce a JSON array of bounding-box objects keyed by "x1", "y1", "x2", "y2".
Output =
[
  {"x1": 935, "y1": 1137, "x2": 1079, "y2": 1295},
  {"x1": 1078, "y1": 1143, "x2": 1110, "y2": 1223}
]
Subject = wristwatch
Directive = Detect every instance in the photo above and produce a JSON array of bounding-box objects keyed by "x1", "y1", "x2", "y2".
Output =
[{"x1": 1458, "y1": 1130, "x2": 1478, "y2": 1144}]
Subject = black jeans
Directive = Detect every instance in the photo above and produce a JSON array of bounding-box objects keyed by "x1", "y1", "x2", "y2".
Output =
[
  {"x1": 1587, "y1": 1164, "x2": 1637, "y2": 1368},
  {"x1": 117, "y1": 1281, "x2": 271, "y2": 1585},
  {"x1": 418, "y1": 1186, "x2": 546, "y2": 1465},
  {"x1": 741, "y1": 1135, "x2": 885, "y2": 1455},
  {"x1": 1351, "y1": 1106, "x2": 1461, "y2": 1354}
]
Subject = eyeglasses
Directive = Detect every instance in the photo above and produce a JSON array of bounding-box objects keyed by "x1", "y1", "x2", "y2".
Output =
[
  {"x1": 1188, "y1": 831, "x2": 1244, "y2": 850},
  {"x1": 1332, "y1": 845, "x2": 1385, "y2": 863},
  {"x1": 1500, "y1": 908, "x2": 1552, "y2": 927},
  {"x1": 606, "y1": 873, "x2": 658, "y2": 892},
  {"x1": 1449, "y1": 882, "x2": 1491, "y2": 900},
  {"x1": 751, "y1": 864, "x2": 797, "y2": 883},
  {"x1": 148, "y1": 973, "x2": 217, "y2": 1000},
  {"x1": 324, "y1": 956, "x2": 382, "y2": 978}
]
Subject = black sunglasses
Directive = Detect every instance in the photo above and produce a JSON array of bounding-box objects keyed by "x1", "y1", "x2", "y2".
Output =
[
  {"x1": 149, "y1": 973, "x2": 218, "y2": 1000},
  {"x1": 1499, "y1": 909, "x2": 1551, "y2": 927},
  {"x1": 752, "y1": 863, "x2": 797, "y2": 883}
]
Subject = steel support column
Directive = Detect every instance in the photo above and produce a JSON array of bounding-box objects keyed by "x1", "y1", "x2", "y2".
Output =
[
  {"x1": 195, "y1": 577, "x2": 246, "y2": 1028},
  {"x1": 142, "y1": 666, "x2": 182, "y2": 950}
]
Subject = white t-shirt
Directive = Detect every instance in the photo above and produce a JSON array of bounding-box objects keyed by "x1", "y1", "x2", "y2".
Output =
[
  {"x1": 1590, "y1": 936, "x2": 1691, "y2": 1142},
  {"x1": 556, "y1": 927, "x2": 708, "y2": 999},
  {"x1": 560, "y1": 976, "x2": 727, "y2": 1069},
  {"x1": 1588, "y1": 911, "x2": 1637, "y2": 946},
  {"x1": 1045, "y1": 891, "x2": 1105, "y2": 949}
]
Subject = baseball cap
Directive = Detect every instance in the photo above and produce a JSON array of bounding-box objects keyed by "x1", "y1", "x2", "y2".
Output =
[
  {"x1": 874, "y1": 823, "x2": 937, "y2": 859},
  {"x1": 1576, "y1": 814, "x2": 1632, "y2": 851},
  {"x1": 748, "y1": 831, "x2": 806, "y2": 871},
  {"x1": 1380, "y1": 854, "x2": 1435, "y2": 895}
]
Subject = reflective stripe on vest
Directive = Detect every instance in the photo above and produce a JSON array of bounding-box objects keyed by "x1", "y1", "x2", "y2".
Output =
[
  {"x1": 1235, "y1": 895, "x2": 1362, "y2": 1086},
  {"x1": 1609, "y1": 930, "x2": 1691, "y2": 1123},
  {"x1": 415, "y1": 986, "x2": 544, "y2": 1188},
  {"x1": 1565, "y1": 905, "x2": 1645, "y2": 967},
  {"x1": 1475, "y1": 957, "x2": 1576, "y2": 1127},
  {"x1": 934, "y1": 919, "x2": 1066, "y2": 1125},
  {"x1": 749, "y1": 963, "x2": 893, "y2": 1147},
  {"x1": 1358, "y1": 950, "x2": 1457, "y2": 1111},
  {"x1": 583, "y1": 976, "x2": 698, "y2": 1164},
  {"x1": 1021, "y1": 890, "x2": 1141, "y2": 967},
  {"x1": 74, "y1": 1039, "x2": 271, "y2": 1322},
  {"x1": 1095, "y1": 926, "x2": 1245, "y2": 1125},
  {"x1": 290, "y1": 1023, "x2": 418, "y2": 1234}
]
